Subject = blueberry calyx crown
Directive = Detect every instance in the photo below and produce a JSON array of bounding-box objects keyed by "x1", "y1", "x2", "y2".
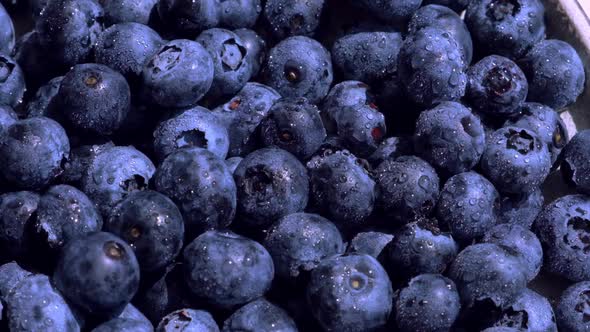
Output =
[
  {"x1": 566, "y1": 216, "x2": 590, "y2": 254},
  {"x1": 104, "y1": 241, "x2": 125, "y2": 259},
  {"x1": 487, "y1": 0, "x2": 521, "y2": 21},
  {"x1": 245, "y1": 166, "x2": 274, "y2": 194},
  {"x1": 505, "y1": 129, "x2": 534, "y2": 155},
  {"x1": 284, "y1": 61, "x2": 303, "y2": 83},
  {"x1": 176, "y1": 129, "x2": 208, "y2": 149},
  {"x1": 121, "y1": 174, "x2": 148, "y2": 192},
  {"x1": 151, "y1": 45, "x2": 182, "y2": 74},
  {"x1": 221, "y1": 39, "x2": 247, "y2": 72}
]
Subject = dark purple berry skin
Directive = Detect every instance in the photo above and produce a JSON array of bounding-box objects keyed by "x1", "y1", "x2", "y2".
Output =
[
  {"x1": 560, "y1": 129, "x2": 590, "y2": 195},
  {"x1": 556, "y1": 281, "x2": 590, "y2": 332}
]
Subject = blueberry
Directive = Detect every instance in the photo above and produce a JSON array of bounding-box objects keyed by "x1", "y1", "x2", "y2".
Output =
[
  {"x1": 54, "y1": 232, "x2": 140, "y2": 317},
  {"x1": 306, "y1": 253, "x2": 393, "y2": 331},
  {"x1": 35, "y1": 185, "x2": 103, "y2": 252},
  {"x1": 58, "y1": 63, "x2": 131, "y2": 136},
  {"x1": 448, "y1": 243, "x2": 528, "y2": 308},
  {"x1": 321, "y1": 80, "x2": 377, "y2": 131},
  {"x1": 81, "y1": 145, "x2": 156, "y2": 218},
  {"x1": 381, "y1": 219, "x2": 458, "y2": 282},
  {"x1": 105, "y1": 190, "x2": 184, "y2": 272},
  {"x1": 263, "y1": 212, "x2": 344, "y2": 279},
  {"x1": 367, "y1": 136, "x2": 413, "y2": 167},
  {"x1": 465, "y1": 0, "x2": 545, "y2": 59},
  {"x1": 153, "y1": 106, "x2": 229, "y2": 161},
  {"x1": 0, "y1": 192, "x2": 39, "y2": 259},
  {"x1": 101, "y1": 0, "x2": 158, "y2": 26},
  {"x1": 395, "y1": 274, "x2": 461, "y2": 332},
  {"x1": 154, "y1": 147, "x2": 236, "y2": 236},
  {"x1": 35, "y1": 0, "x2": 104, "y2": 67},
  {"x1": 0, "y1": 3, "x2": 14, "y2": 54},
  {"x1": 0, "y1": 117, "x2": 70, "y2": 190},
  {"x1": 157, "y1": 0, "x2": 220, "y2": 37},
  {"x1": 422, "y1": 0, "x2": 469, "y2": 13},
  {"x1": 212, "y1": 82, "x2": 281, "y2": 157},
  {"x1": 533, "y1": 195, "x2": 590, "y2": 282},
  {"x1": 93, "y1": 304, "x2": 153, "y2": 332},
  {"x1": 556, "y1": 281, "x2": 590, "y2": 332},
  {"x1": 0, "y1": 54, "x2": 25, "y2": 108},
  {"x1": 263, "y1": 36, "x2": 333, "y2": 104},
  {"x1": 25, "y1": 76, "x2": 63, "y2": 120},
  {"x1": 353, "y1": 0, "x2": 422, "y2": 26},
  {"x1": 234, "y1": 28, "x2": 266, "y2": 78},
  {"x1": 332, "y1": 32, "x2": 403, "y2": 84},
  {"x1": 264, "y1": 0, "x2": 324, "y2": 39},
  {"x1": 183, "y1": 230, "x2": 274, "y2": 309},
  {"x1": 61, "y1": 141, "x2": 115, "y2": 187},
  {"x1": 141, "y1": 39, "x2": 214, "y2": 108},
  {"x1": 560, "y1": 130, "x2": 590, "y2": 195},
  {"x1": 374, "y1": 156, "x2": 440, "y2": 224},
  {"x1": 332, "y1": 104, "x2": 387, "y2": 158},
  {"x1": 414, "y1": 101, "x2": 486, "y2": 176},
  {"x1": 408, "y1": 4, "x2": 473, "y2": 64},
  {"x1": 259, "y1": 98, "x2": 327, "y2": 160},
  {"x1": 0, "y1": 104, "x2": 17, "y2": 133},
  {"x1": 196, "y1": 28, "x2": 252, "y2": 100},
  {"x1": 222, "y1": 299, "x2": 297, "y2": 332},
  {"x1": 436, "y1": 171, "x2": 500, "y2": 242},
  {"x1": 498, "y1": 187, "x2": 544, "y2": 229},
  {"x1": 219, "y1": 0, "x2": 261, "y2": 29},
  {"x1": 398, "y1": 26, "x2": 467, "y2": 107},
  {"x1": 95, "y1": 23, "x2": 163, "y2": 82},
  {"x1": 307, "y1": 150, "x2": 375, "y2": 228},
  {"x1": 506, "y1": 102, "x2": 568, "y2": 164},
  {"x1": 234, "y1": 147, "x2": 308, "y2": 228},
  {"x1": 156, "y1": 309, "x2": 219, "y2": 332},
  {"x1": 489, "y1": 289, "x2": 557, "y2": 332},
  {"x1": 347, "y1": 231, "x2": 394, "y2": 258},
  {"x1": 466, "y1": 55, "x2": 528, "y2": 117},
  {"x1": 6, "y1": 274, "x2": 82, "y2": 331},
  {"x1": 480, "y1": 126, "x2": 551, "y2": 194}
]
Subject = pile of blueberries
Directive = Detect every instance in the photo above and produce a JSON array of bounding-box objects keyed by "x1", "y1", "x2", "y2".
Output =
[{"x1": 0, "y1": 0, "x2": 588, "y2": 330}]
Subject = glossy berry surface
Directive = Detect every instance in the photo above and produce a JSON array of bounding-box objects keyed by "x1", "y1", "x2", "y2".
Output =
[{"x1": 222, "y1": 299, "x2": 297, "y2": 332}]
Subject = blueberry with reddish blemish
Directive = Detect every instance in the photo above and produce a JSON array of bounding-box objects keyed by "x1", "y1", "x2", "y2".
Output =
[
  {"x1": 560, "y1": 130, "x2": 590, "y2": 195},
  {"x1": 0, "y1": 54, "x2": 25, "y2": 108},
  {"x1": 156, "y1": 309, "x2": 219, "y2": 332},
  {"x1": 330, "y1": 104, "x2": 386, "y2": 158},
  {"x1": 321, "y1": 80, "x2": 379, "y2": 134},
  {"x1": 53, "y1": 232, "x2": 140, "y2": 317},
  {"x1": 556, "y1": 281, "x2": 590, "y2": 332},
  {"x1": 264, "y1": 0, "x2": 324, "y2": 39}
]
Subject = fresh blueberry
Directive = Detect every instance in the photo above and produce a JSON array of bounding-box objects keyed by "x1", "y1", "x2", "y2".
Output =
[
  {"x1": 105, "y1": 190, "x2": 184, "y2": 272},
  {"x1": 58, "y1": 63, "x2": 131, "y2": 136},
  {"x1": 157, "y1": 0, "x2": 220, "y2": 37},
  {"x1": 374, "y1": 156, "x2": 440, "y2": 224},
  {"x1": 259, "y1": 97, "x2": 327, "y2": 160},
  {"x1": 448, "y1": 243, "x2": 528, "y2": 308},
  {"x1": 25, "y1": 76, "x2": 63, "y2": 120},
  {"x1": 353, "y1": 0, "x2": 422, "y2": 26},
  {"x1": 54, "y1": 232, "x2": 140, "y2": 317},
  {"x1": 234, "y1": 147, "x2": 308, "y2": 228},
  {"x1": 101, "y1": 0, "x2": 158, "y2": 26},
  {"x1": 154, "y1": 147, "x2": 236, "y2": 236},
  {"x1": 480, "y1": 126, "x2": 551, "y2": 194},
  {"x1": 560, "y1": 129, "x2": 590, "y2": 195},
  {"x1": 0, "y1": 104, "x2": 16, "y2": 133},
  {"x1": 488, "y1": 288, "x2": 557, "y2": 332},
  {"x1": 498, "y1": 187, "x2": 544, "y2": 229},
  {"x1": 222, "y1": 298, "x2": 297, "y2": 332},
  {"x1": 321, "y1": 81, "x2": 377, "y2": 130},
  {"x1": 95, "y1": 23, "x2": 163, "y2": 83},
  {"x1": 61, "y1": 141, "x2": 115, "y2": 187},
  {"x1": 35, "y1": 0, "x2": 104, "y2": 67},
  {"x1": 0, "y1": 262, "x2": 32, "y2": 300},
  {"x1": 306, "y1": 253, "x2": 393, "y2": 331},
  {"x1": 263, "y1": 36, "x2": 333, "y2": 104},
  {"x1": 264, "y1": 0, "x2": 324, "y2": 39},
  {"x1": 398, "y1": 26, "x2": 467, "y2": 107},
  {"x1": 465, "y1": 0, "x2": 545, "y2": 59},
  {"x1": 156, "y1": 309, "x2": 218, "y2": 332},
  {"x1": 263, "y1": 212, "x2": 344, "y2": 280},
  {"x1": 93, "y1": 304, "x2": 153, "y2": 332},
  {"x1": 422, "y1": 0, "x2": 469, "y2": 13},
  {"x1": 0, "y1": 3, "x2": 14, "y2": 55},
  {"x1": 466, "y1": 55, "x2": 528, "y2": 117},
  {"x1": 0, "y1": 54, "x2": 25, "y2": 108},
  {"x1": 153, "y1": 106, "x2": 229, "y2": 161},
  {"x1": 483, "y1": 223, "x2": 542, "y2": 281},
  {"x1": 212, "y1": 82, "x2": 281, "y2": 157},
  {"x1": 307, "y1": 150, "x2": 375, "y2": 228},
  {"x1": 506, "y1": 102, "x2": 568, "y2": 164},
  {"x1": 35, "y1": 184, "x2": 103, "y2": 253},
  {"x1": 0, "y1": 117, "x2": 70, "y2": 190},
  {"x1": 225, "y1": 157, "x2": 243, "y2": 174},
  {"x1": 183, "y1": 230, "x2": 274, "y2": 309},
  {"x1": 395, "y1": 274, "x2": 461, "y2": 332},
  {"x1": 333, "y1": 104, "x2": 387, "y2": 158},
  {"x1": 408, "y1": 4, "x2": 473, "y2": 64},
  {"x1": 219, "y1": 0, "x2": 261, "y2": 29},
  {"x1": 234, "y1": 28, "x2": 266, "y2": 78},
  {"x1": 533, "y1": 194, "x2": 590, "y2": 282},
  {"x1": 196, "y1": 28, "x2": 252, "y2": 100},
  {"x1": 141, "y1": 39, "x2": 214, "y2": 108},
  {"x1": 380, "y1": 219, "x2": 458, "y2": 281},
  {"x1": 332, "y1": 32, "x2": 403, "y2": 84},
  {"x1": 6, "y1": 274, "x2": 82, "y2": 331},
  {"x1": 0, "y1": 192, "x2": 39, "y2": 260},
  {"x1": 81, "y1": 145, "x2": 156, "y2": 218},
  {"x1": 368, "y1": 136, "x2": 414, "y2": 167},
  {"x1": 414, "y1": 101, "x2": 486, "y2": 176},
  {"x1": 556, "y1": 281, "x2": 590, "y2": 332},
  {"x1": 347, "y1": 231, "x2": 394, "y2": 258},
  {"x1": 519, "y1": 39, "x2": 585, "y2": 109},
  {"x1": 436, "y1": 171, "x2": 500, "y2": 242}
]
